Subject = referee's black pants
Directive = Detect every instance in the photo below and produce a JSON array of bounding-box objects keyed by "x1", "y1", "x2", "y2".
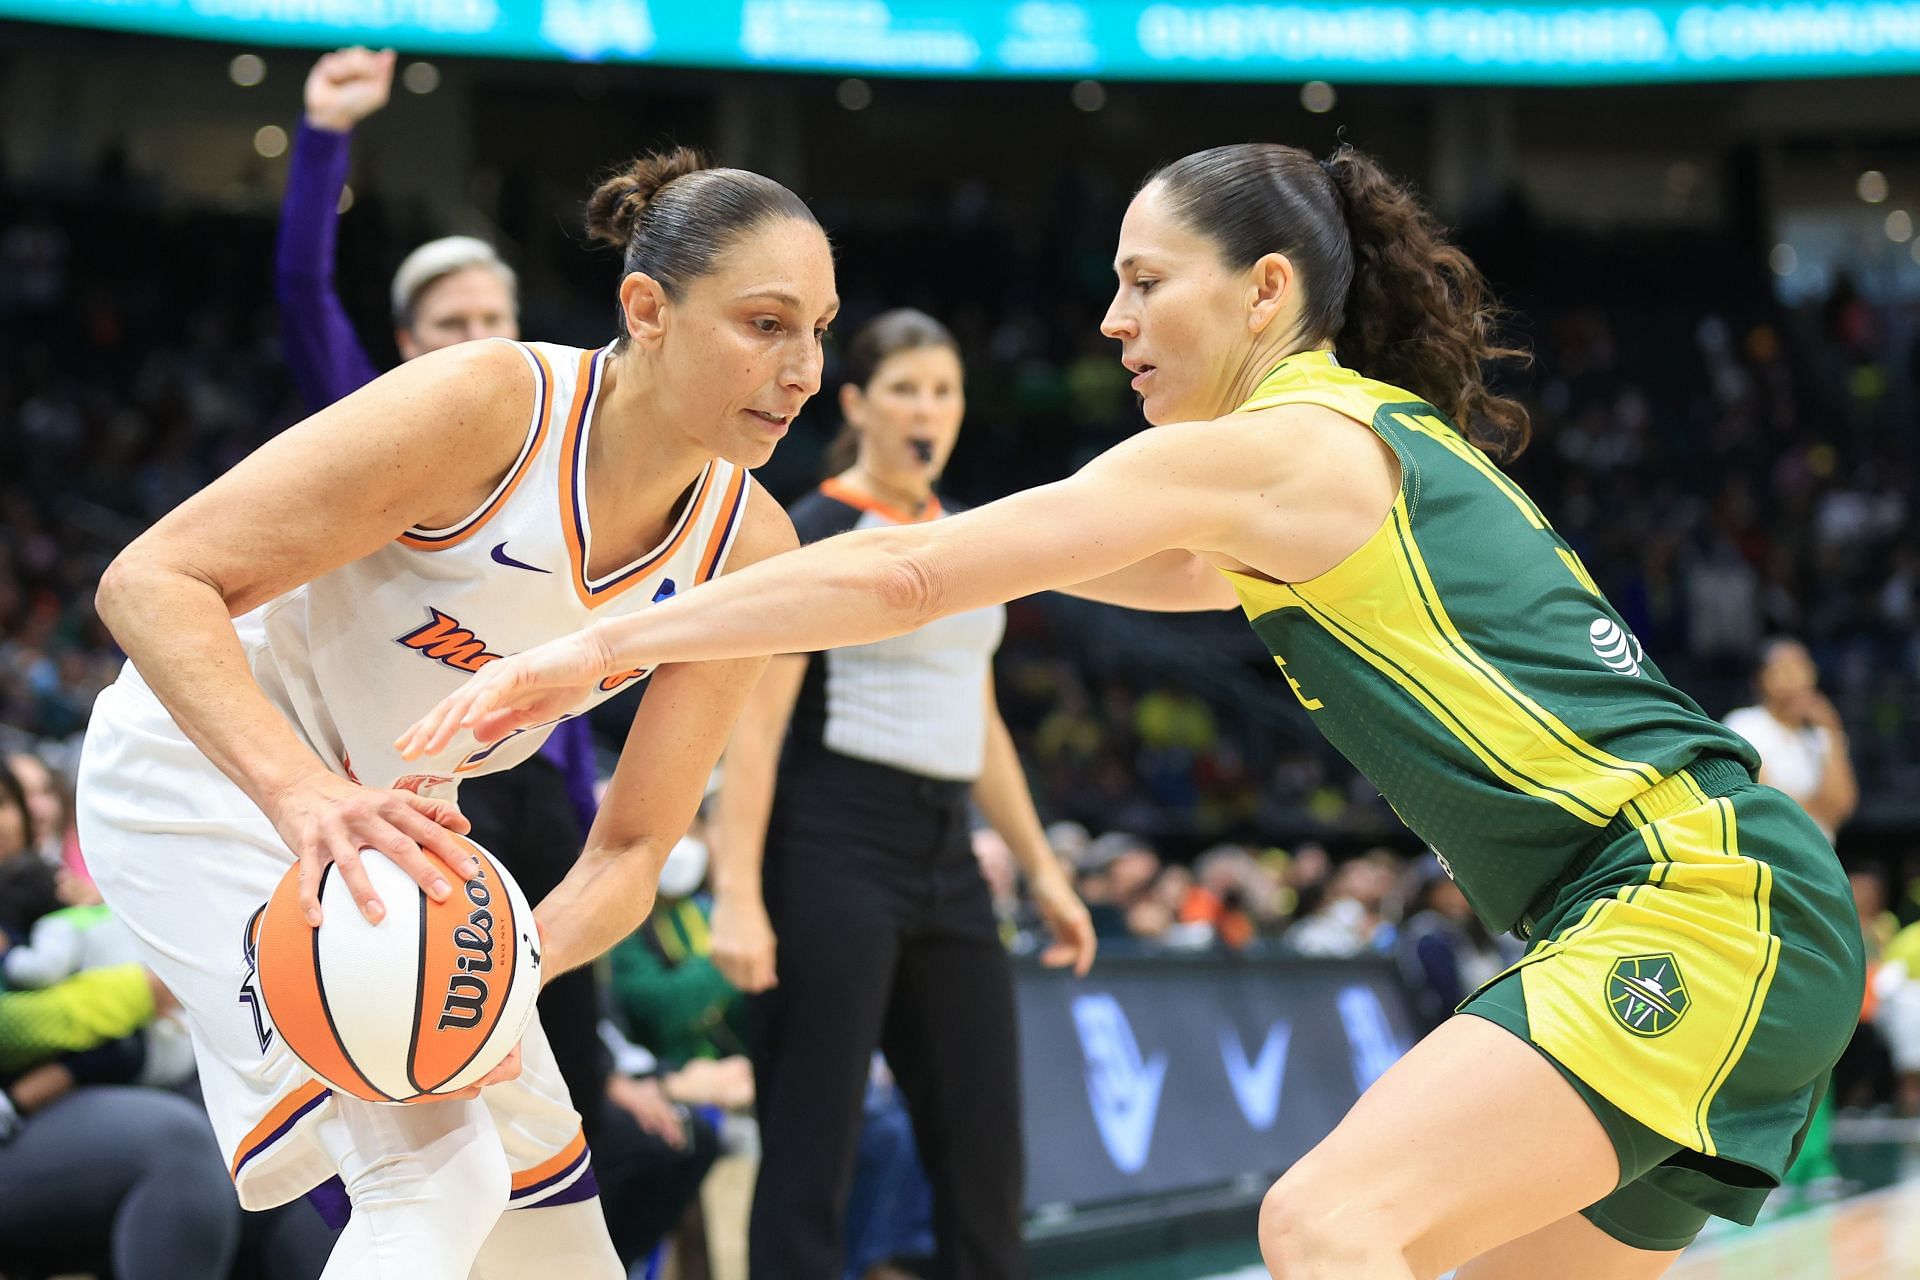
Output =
[{"x1": 748, "y1": 751, "x2": 1026, "y2": 1280}]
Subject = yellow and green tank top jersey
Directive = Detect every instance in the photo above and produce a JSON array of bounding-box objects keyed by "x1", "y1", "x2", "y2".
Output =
[{"x1": 1220, "y1": 350, "x2": 1758, "y2": 933}]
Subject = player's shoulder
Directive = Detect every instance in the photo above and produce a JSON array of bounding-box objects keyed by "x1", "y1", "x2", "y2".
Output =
[
  {"x1": 374, "y1": 337, "x2": 537, "y2": 426},
  {"x1": 723, "y1": 477, "x2": 800, "y2": 571}
]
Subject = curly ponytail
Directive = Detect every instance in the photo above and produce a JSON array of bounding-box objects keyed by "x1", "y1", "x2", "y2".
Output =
[
  {"x1": 1322, "y1": 147, "x2": 1530, "y2": 460},
  {"x1": 1147, "y1": 143, "x2": 1531, "y2": 461}
]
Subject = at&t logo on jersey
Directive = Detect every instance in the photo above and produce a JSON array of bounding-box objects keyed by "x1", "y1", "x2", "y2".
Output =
[
  {"x1": 1588, "y1": 616, "x2": 1644, "y2": 678},
  {"x1": 397, "y1": 608, "x2": 502, "y2": 674}
]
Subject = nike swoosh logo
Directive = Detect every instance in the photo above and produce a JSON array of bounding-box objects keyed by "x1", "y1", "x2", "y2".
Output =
[{"x1": 490, "y1": 542, "x2": 550, "y2": 574}]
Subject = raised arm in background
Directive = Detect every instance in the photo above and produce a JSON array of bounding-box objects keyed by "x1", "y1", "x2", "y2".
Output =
[{"x1": 274, "y1": 46, "x2": 394, "y2": 408}]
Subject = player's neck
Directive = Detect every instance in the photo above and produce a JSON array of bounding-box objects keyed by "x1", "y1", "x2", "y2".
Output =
[{"x1": 589, "y1": 353, "x2": 714, "y2": 513}]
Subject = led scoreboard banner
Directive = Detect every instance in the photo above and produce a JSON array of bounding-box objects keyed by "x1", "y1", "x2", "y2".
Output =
[{"x1": 4, "y1": 0, "x2": 1920, "y2": 83}]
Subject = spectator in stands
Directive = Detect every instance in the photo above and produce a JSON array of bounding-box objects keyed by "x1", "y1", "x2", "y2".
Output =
[
  {"x1": 1073, "y1": 832, "x2": 1141, "y2": 940},
  {"x1": 1137, "y1": 863, "x2": 1214, "y2": 950},
  {"x1": 609, "y1": 821, "x2": 749, "y2": 1067},
  {"x1": 1286, "y1": 853, "x2": 1397, "y2": 958},
  {"x1": 590, "y1": 1018, "x2": 727, "y2": 1274},
  {"x1": 7, "y1": 749, "x2": 69, "y2": 865},
  {"x1": 1824, "y1": 867, "x2": 1896, "y2": 1115},
  {"x1": 1181, "y1": 844, "x2": 1261, "y2": 951},
  {"x1": 1875, "y1": 913, "x2": 1920, "y2": 1115},
  {"x1": 0, "y1": 779, "x2": 238, "y2": 1280},
  {"x1": 1394, "y1": 857, "x2": 1519, "y2": 1031},
  {"x1": 1723, "y1": 638, "x2": 1859, "y2": 842},
  {"x1": 0, "y1": 758, "x2": 63, "y2": 950},
  {"x1": 277, "y1": 47, "x2": 520, "y2": 403}
]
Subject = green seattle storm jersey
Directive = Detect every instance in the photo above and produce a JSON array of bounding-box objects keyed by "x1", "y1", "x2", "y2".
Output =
[{"x1": 1219, "y1": 351, "x2": 1758, "y2": 933}]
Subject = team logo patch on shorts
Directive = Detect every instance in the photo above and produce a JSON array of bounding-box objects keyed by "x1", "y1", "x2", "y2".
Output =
[{"x1": 1606, "y1": 953, "x2": 1690, "y2": 1037}]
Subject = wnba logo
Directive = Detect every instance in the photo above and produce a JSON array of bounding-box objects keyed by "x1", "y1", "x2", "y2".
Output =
[{"x1": 437, "y1": 870, "x2": 498, "y2": 1031}]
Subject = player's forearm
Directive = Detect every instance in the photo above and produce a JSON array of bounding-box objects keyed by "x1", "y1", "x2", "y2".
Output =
[
  {"x1": 95, "y1": 560, "x2": 333, "y2": 811},
  {"x1": 584, "y1": 527, "x2": 938, "y2": 672},
  {"x1": 533, "y1": 838, "x2": 670, "y2": 978}
]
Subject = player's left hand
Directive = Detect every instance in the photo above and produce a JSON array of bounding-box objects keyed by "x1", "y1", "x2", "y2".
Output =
[
  {"x1": 394, "y1": 629, "x2": 615, "y2": 759},
  {"x1": 1031, "y1": 865, "x2": 1097, "y2": 977}
]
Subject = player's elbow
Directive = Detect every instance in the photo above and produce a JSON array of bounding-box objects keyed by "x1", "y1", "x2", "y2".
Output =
[
  {"x1": 94, "y1": 552, "x2": 150, "y2": 641},
  {"x1": 870, "y1": 538, "x2": 946, "y2": 632}
]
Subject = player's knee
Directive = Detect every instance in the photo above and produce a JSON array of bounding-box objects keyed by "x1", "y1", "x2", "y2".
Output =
[
  {"x1": 1259, "y1": 1177, "x2": 1331, "y2": 1275},
  {"x1": 1258, "y1": 1173, "x2": 1386, "y2": 1277},
  {"x1": 438, "y1": 1126, "x2": 513, "y2": 1224}
]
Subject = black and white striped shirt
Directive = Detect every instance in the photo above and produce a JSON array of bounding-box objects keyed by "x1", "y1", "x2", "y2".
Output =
[{"x1": 785, "y1": 480, "x2": 1007, "y2": 782}]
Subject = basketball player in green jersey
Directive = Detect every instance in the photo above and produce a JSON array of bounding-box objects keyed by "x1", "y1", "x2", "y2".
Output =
[{"x1": 400, "y1": 143, "x2": 1865, "y2": 1279}]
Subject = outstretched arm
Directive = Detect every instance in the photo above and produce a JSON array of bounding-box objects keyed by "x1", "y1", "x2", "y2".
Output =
[
  {"x1": 396, "y1": 403, "x2": 1395, "y2": 757},
  {"x1": 536, "y1": 427, "x2": 1225, "y2": 674}
]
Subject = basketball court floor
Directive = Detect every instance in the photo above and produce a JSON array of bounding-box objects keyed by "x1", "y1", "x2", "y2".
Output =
[
  {"x1": 1181, "y1": 1175, "x2": 1920, "y2": 1280},
  {"x1": 1665, "y1": 1177, "x2": 1920, "y2": 1280}
]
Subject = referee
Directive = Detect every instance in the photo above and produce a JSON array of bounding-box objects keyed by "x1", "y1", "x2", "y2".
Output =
[{"x1": 711, "y1": 310, "x2": 1096, "y2": 1280}]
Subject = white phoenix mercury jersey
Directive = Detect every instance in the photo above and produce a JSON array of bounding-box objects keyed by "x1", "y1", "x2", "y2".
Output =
[{"x1": 233, "y1": 339, "x2": 749, "y2": 795}]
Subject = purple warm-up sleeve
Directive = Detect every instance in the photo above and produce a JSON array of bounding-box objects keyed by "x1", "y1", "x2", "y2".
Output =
[{"x1": 274, "y1": 120, "x2": 381, "y2": 410}]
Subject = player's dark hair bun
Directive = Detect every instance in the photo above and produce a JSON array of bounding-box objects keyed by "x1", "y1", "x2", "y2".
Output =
[
  {"x1": 581, "y1": 150, "x2": 819, "y2": 338},
  {"x1": 584, "y1": 147, "x2": 714, "y2": 249}
]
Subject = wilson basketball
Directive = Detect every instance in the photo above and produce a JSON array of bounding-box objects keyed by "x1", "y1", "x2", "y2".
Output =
[{"x1": 254, "y1": 834, "x2": 540, "y2": 1103}]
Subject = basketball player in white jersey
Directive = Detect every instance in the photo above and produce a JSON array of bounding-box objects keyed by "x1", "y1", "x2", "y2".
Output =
[{"x1": 74, "y1": 148, "x2": 835, "y2": 1280}]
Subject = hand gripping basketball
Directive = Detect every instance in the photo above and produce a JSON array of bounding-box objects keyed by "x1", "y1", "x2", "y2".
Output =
[
  {"x1": 256, "y1": 836, "x2": 541, "y2": 1103},
  {"x1": 266, "y1": 769, "x2": 478, "y2": 927}
]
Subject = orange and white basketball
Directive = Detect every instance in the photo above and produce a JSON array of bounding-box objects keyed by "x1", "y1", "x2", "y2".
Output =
[{"x1": 255, "y1": 834, "x2": 540, "y2": 1103}]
